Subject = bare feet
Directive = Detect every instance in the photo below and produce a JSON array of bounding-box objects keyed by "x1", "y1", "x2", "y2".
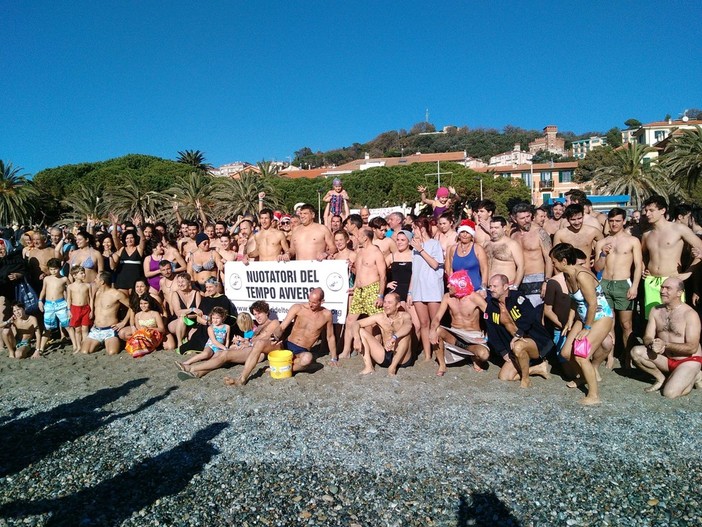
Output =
[
  {"x1": 644, "y1": 380, "x2": 664, "y2": 393},
  {"x1": 422, "y1": 356, "x2": 432, "y2": 363},
  {"x1": 359, "y1": 367, "x2": 374, "y2": 376},
  {"x1": 530, "y1": 361, "x2": 551, "y2": 380},
  {"x1": 579, "y1": 395, "x2": 601, "y2": 405},
  {"x1": 695, "y1": 372, "x2": 702, "y2": 390},
  {"x1": 436, "y1": 370, "x2": 446, "y2": 377},
  {"x1": 174, "y1": 361, "x2": 190, "y2": 372},
  {"x1": 338, "y1": 352, "x2": 351, "y2": 360},
  {"x1": 520, "y1": 378, "x2": 532, "y2": 388},
  {"x1": 566, "y1": 378, "x2": 585, "y2": 389},
  {"x1": 387, "y1": 368, "x2": 397, "y2": 377},
  {"x1": 471, "y1": 361, "x2": 486, "y2": 372},
  {"x1": 224, "y1": 375, "x2": 246, "y2": 386}
]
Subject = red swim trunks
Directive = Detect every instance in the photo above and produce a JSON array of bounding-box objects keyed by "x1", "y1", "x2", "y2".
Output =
[
  {"x1": 667, "y1": 356, "x2": 702, "y2": 372},
  {"x1": 70, "y1": 304, "x2": 91, "y2": 327}
]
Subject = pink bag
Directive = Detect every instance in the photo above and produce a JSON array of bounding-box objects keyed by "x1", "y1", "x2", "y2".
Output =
[{"x1": 573, "y1": 337, "x2": 591, "y2": 358}]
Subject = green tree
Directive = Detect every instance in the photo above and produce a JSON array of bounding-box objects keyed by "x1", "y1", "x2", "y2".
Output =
[
  {"x1": 0, "y1": 161, "x2": 39, "y2": 226},
  {"x1": 176, "y1": 150, "x2": 213, "y2": 173},
  {"x1": 605, "y1": 127, "x2": 622, "y2": 148},
  {"x1": 624, "y1": 118, "x2": 642, "y2": 129},
  {"x1": 60, "y1": 182, "x2": 104, "y2": 223},
  {"x1": 166, "y1": 172, "x2": 218, "y2": 221},
  {"x1": 575, "y1": 146, "x2": 618, "y2": 182},
  {"x1": 661, "y1": 125, "x2": 702, "y2": 191},
  {"x1": 102, "y1": 172, "x2": 166, "y2": 221},
  {"x1": 592, "y1": 143, "x2": 673, "y2": 209},
  {"x1": 212, "y1": 173, "x2": 278, "y2": 219},
  {"x1": 256, "y1": 160, "x2": 280, "y2": 178}
]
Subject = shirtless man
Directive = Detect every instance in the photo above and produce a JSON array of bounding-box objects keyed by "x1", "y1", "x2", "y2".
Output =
[
  {"x1": 553, "y1": 204, "x2": 604, "y2": 263},
  {"x1": 631, "y1": 277, "x2": 702, "y2": 398},
  {"x1": 340, "y1": 228, "x2": 387, "y2": 358},
  {"x1": 343, "y1": 214, "x2": 363, "y2": 250},
  {"x1": 330, "y1": 214, "x2": 343, "y2": 234},
  {"x1": 434, "y1": 212, "x2": 458, "y2": 257},
  {"x1": 158, "y1": 260, "x2": 177, "y2": 316},
  {"x1": 360, "y1": 207, "x2": 370, "y2": 226},
  {"x1": 474, "y1": 199, "x2": 496, "y2": 247},
  {"x1": 26, "y1": 232, "x2": 55, "y2": 291},
  {"x1": 544, "y1": 201, "x2": 564, "y2": 237},
  {"x1": 369, "y1": 217, "x2": 397, "y2": 258},
  {"x1": 357, "y1": 292, "x2": 414, "y2": 376},
  {"x1": 534, "y1": 206, "x2": 548, "y2": 229},
  {"x1": 511, "y1": 203, "x2": 552, "y2": 306},
  {"x1": 641, "y1": 195, "x2": 702, "y2": 318},
  {"x1": 178, "y1": 300, "x2": 280, "y2": 379},
  {"x1": 289, "y1": 204, "x2": 335, "y2": 261},
  {"x1": 235, "y1": 218, "x2": 256, "y2": 257},
  {"x1": 249, "y1": 208, "x2": 290, "y2": 262},
  {"x1": 594, "y1": 208, "x2": 643, "y2": 366},
  {"x1": 81, "y1": 271, "x2": 130, "y2": 355},
  {"x1": 178, "y1": 221, "x2": 199, "y2": 258},
  {"x1": 561, "y1": 190, "x2": 602, "y2": 231},
  {"x1": 485, "y1": 216, "x2": 524, "y2": 287},
  {"x1": 430, "y1": 271, "x2": 489, "y2": 375},
  {"x1": 226, "y1": 288, "x2": 336, "y2": 386},
  {"x1": 1, "y1": 302, "x2": 43, "y2": 359}
]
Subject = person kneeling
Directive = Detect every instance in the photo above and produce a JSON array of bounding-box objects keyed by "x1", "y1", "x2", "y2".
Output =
[
  {"x1": 356, "y1": 292, "x2": 414, "y2": 376},
  {"x1": 631, "y1": 277, "x2": 702, "y2": 399}
]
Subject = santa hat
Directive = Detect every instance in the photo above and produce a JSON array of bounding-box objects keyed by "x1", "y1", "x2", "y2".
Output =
[{"x1": 457, "y1": 219, "x2": 475, "y2": 237}]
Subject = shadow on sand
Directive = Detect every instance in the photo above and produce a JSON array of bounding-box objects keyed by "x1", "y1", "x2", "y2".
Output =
[
  {"x1": 0, "y1": 378, "x2": 176, "y2": 478},
  {"x1": 456, "y1": 492, "x2": 522, "y2": 527},
  {"x1": 0, "y1": 422, "x2": 229, "y2": 526}
]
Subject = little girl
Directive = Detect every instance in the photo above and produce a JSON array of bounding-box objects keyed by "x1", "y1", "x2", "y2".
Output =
[
  {"x1": 418, "y1": 185, "x2": 456, "y2": 219},
  {"x1": 177, "y1": 306, "x2": 230, "y2": 369},
  {"x1": 323, "y1": 178, "x2": 350, "y2": 227},
  {"x1": 232, "y1": 312, "x2": 255, "y2": 347}
]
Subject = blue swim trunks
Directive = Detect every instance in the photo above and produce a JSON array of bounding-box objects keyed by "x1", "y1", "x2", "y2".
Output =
[
  {"x1": 284, "y1": 340, "x2": 309, "y2": 355},
  {"x1": 43, "y1": 298, "x2": 70, "y2": 330}
]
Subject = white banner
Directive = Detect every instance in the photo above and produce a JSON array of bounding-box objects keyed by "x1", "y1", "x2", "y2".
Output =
[{"x1": 224, "y1": 260, "x2": 349, "y2": 324}]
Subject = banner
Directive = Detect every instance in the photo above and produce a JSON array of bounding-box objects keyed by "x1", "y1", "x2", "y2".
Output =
[{"x1": 224, "y1": 260, "x2": 349, "y2": 324}]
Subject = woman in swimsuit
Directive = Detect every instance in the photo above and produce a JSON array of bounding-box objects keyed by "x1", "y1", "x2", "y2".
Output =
[
  {"x1": 69, "y1": 231, "x2": 103, "y2": 284},
  {"x1": 143, "y1": 237, "x2": 166, "y2": 295},
  {"x1": 161, "y1": 233, "x2": 187, "y2": 274},
  {"x1": 125, "y1": 294, "x2": 174, "y2": 357},
  {"x1": 445, "y1": 221, "x2": 488, "y2": 293},
  {"x1": 113, "y1": 229, "x2": 146, "y2": 295},
  {"x1": 188, "y1": 233, "x2": 222, "y2": 290},
  {"x1": 97, "y1": 234, "x2": 117, "y2": 273},
  {"x1": 168, "y1": 272, "x2": 202, "y2": 346},
  {"x1": 385, "y1": 229, "x2": 421, "y2": 335},
  {"x1": 551, "y1": 243, "x2": 614, "y2": 406}
]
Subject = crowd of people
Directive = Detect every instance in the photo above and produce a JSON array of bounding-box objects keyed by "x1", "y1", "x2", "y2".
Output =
[{"x1": 2, "y1": 180, "x2": 702, "y2": 404}]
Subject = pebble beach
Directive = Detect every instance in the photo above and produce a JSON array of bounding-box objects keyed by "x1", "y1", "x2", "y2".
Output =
[{"x1": 1, "y1": 347, "x2": 701, "y2": 527}]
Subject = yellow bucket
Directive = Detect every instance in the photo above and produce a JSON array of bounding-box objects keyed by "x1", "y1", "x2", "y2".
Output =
[{"x1": 268, "y1": 350, "x2": 293, "y2": 379}]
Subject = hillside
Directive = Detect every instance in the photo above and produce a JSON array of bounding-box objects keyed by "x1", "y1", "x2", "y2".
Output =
[{"x1": 292, "y1": 123, "x2": 609, "y2": 168}]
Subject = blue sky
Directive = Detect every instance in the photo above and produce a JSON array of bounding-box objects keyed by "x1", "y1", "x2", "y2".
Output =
[{"x1": 2, "y1": 0, "x2": 700, "y2": 176}]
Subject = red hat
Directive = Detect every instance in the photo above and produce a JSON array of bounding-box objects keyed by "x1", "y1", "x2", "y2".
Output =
[
  {"x1": 273, "y1": 211, "x2": 282, "y2": 221},
  {"x1": 457, "y1": 219, "x2": 475, "y2": 237},
  {"x1": 436, "y1": 187, "x2": 450, "y2": 198}
]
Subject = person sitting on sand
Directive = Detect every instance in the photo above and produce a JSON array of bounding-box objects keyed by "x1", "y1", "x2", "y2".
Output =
[
  {"x1": 178, "y1": 306, "x2": 230, "y2": 369},
  {"x1": 81, "y1": 271, "x2": 130, "y2": 355},
  {"x1": 630, "y1": 277, "x2": 702, "y2": 399},
  {"x1": 177, "y1": 300, "x2": 279, "y2": 379},
  {"x1": 1, "y1": 302, "x2": 43, "y2": 359},
  {"x1": 484, "y1": 274, "x2": 553, "y2": 388},
  {"x1": 225, "y1": 288, "x2": 336, "y2": 386},
  {"x1": 429, "y1": 270, "x2": 490, "y2": 376},
  {"x1": 356, "y1": 292, "x2": 414, "y2": 376}
]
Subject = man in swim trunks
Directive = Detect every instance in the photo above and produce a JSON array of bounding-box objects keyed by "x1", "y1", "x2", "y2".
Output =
[
  {"x1": 553, "y1": 204, "x2": 604, "y2": 264},
  {"x1": 289, "y1": 204, "x2": 335, "y2": 261},
  {"x1": 357, "y1": 292, "x2": 414, "y2": 376},
  {"x1": 593, "y1": 208, "x2": 643, "y2": 367},
  {"x1": 81, "y1": 271, "x2": 130, "y2": 355},
  {"x1": 430, "y1": 271, "x2": 489, "y2": 375},
  {"x1": 485, "y1": 274, "x2": 553, "y2": 388},
  {"x1": 340, "y1": 228, "x2": 386, "y2": 358},
  {"x1": 226, "y1": 288, "x2": 336, "y2": 386},
  {"x1": 641, "y1": 195, "x2": 702, "y2": 318},
  {"x1": 631, "y1": 277, "x2": 702, "y2": 398},
  {"x1": 511, "y1": 202, "x2": 552, "y2": 306}
]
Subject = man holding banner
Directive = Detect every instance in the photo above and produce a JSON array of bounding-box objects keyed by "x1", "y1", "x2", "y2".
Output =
[{"x1": 289, "y1": 204, "x2": 335, "y2": 261}]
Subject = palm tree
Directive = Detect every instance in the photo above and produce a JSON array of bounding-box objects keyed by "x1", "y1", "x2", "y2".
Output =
[
  {"x1": 593, "y1": 142, "x2": 674, "y2": 209},
  {"x1": 0, "y1": 160, "x2": 39, "y2": 226},
  {"x1": 176, "y1": 150, "x2": 214, "y2": 173},
  {"x1": 257, "y1": 160, "x2": 279, "y2": 178},
  {"x1": 661, "y1": 125, "x2": 702, "y2": 191},
  {"x1": 102, "y1": 172, "x2": 166, "y2": 221},
  {"x1": 60, "y1": 182, "x2": 105, "y2": 223},
  {"x1": 166, "y1": 172, "x2": 217, "y2": 221},
  {"x1": 212, "y1": 173, "x2": 279, "y2": 219}
]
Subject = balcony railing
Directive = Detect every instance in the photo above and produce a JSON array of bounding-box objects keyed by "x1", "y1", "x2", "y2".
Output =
[{"x1": 539, "y1": 180, "x2": 554, "y2": 191}]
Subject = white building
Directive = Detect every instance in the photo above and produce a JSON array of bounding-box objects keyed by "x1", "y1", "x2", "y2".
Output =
[
  {"x1": 571, "y1": 136, "x2": 607, "y2": 159},
  {"x1": 489, "y1": 144, "x2": 533, "y2": 166}
]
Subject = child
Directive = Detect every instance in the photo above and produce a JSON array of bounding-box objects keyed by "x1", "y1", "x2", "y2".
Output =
[
  {"x1": 232, "y1": 312, "x2": 254, "y2": 347},
  {"x1": 177, "y1": 306, "x2": 230, "y2": 369},
  {"x1": 125, "y1": 294, "x2": 171, "y2": 358},
  {"x1": 38, "y1": 257, "x2": 70, "y2": 349},
  {"x1": 67, "y1": 265, "x2": 93, "y2": 353},
  {"x1": 1, "y1": 302, "x2": 43, "y2": 359},
  {"x1": 323, "y1": 178, "x2": 350, "y2": 228},
  {"x1": 417, "y1": 185, "x2": 457, "y2": 219}
]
